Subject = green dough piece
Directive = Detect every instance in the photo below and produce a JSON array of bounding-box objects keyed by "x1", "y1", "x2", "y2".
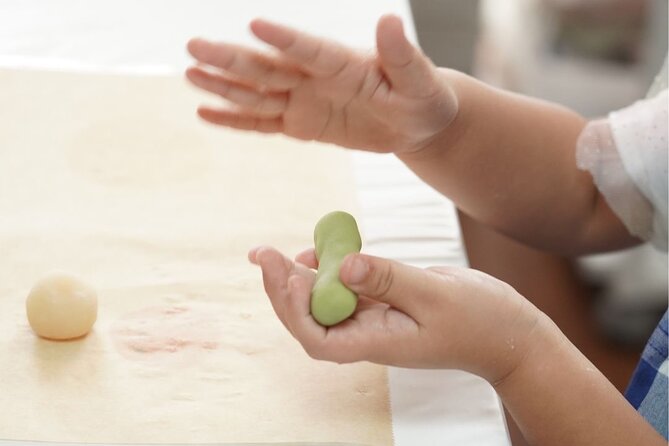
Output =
[{"x1": 310, "y1": 211, "x2": 362, "y2": 326}]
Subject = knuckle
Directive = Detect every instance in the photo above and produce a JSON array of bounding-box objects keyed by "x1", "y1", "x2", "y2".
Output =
[
  {"x1": 370, "y1": 260, "x2": 395, "y2": 300},
  {"x1": 262, "y1": 67, "x2": 278, "y2": 86},
  {"x1": 259, "y1": 94, "x2": 284, "y2": 115},
  {"x1": 427, "y1": 265, "x2": 463, "y2": 281},
  {"x1": 253, "y1": 57, "x2": 277, "y2": 83},
  {"x1": 465, "y1": 268, "x2": 516, "y2": 296},
  {"x1": 218, "y1": 81, "x2": 231, "y2": 97},
  {"x1": 426, "y1": 265, "x2": 451, "y2": 275},
  {"x1": 247, "y1": 92, "x2": 262, "y2": 109},
  {"x1": 497, "y1": 278, "x2": 519, "y2": 298},
  {"x1": 304, "y1": 39, "x2": 322, "y2": 65},
  {"x1": 223, "y1": 51, "x2": 238, "y2": 70},
  {"x1": 284, "y1": 34, "x2": 301, "y2": 55}
]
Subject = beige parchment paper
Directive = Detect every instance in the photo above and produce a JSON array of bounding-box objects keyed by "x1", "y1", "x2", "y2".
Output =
[{"x1": 0, "y1": 69, "x2": 392, "y2": 444}]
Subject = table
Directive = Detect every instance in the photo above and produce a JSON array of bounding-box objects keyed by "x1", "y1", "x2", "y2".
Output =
[{"x1": 0, "y1": 1, "x2": 509, "y2": 444}]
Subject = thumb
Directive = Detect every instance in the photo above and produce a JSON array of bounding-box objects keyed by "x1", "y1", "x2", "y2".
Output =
[
  {"x1": 376, "y1": 14, "x2": 437, "y2": 98},
  {"x1": 339, "y1": 253, "x2": 431, "y2": 316}
]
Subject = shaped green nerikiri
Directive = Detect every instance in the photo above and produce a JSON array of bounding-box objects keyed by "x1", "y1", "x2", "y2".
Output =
[{"x1": 310, "y1": 211, "x2": 362, "y2": 326}]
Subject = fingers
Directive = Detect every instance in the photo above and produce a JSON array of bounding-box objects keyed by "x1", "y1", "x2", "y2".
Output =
[
  {"x1": 249, "y1": 247, "x2": 351, "y2": 361},
  {"x1": 294, "y1": 248, "x2": 318, "y2": 269},
  {"x1": 249, "y1": 246, "x2": 370, "y2": 363},
  {"x1": 375, "y1": 14, "x2": 437, "y2": 98},
  {"x1": 186, "y1": 67, "x2": 288, "y2": 118},
  {"x1": 247, "y1": 246, "x2": 263, "y2": 264},
  {"x1": 197, "y1": 106, "x2": 283, "y2": 133},
  {"x1": 286, "y1": 274, "x2": 373, "y2": 364},
  {"x1": 249, "y1": 247, "x2": 423, "y2": 365},
  {"x1": 248, "y1": 247, "x2": 317, "y2": 332},
  {"x1": 250, "y1": 19, "x2": 354, "y2": 77},
  {"x1": 252, "y1": 247, "x2": 295, "y2": 331},
  {"x1": 339, "y1": 253, "x2": 433, "y2": 317},
  {"x1": 187, "y1": 38, "x2": 302, "y2": 90},
  {"x1": 284, "y1": 274, "x2": 328, "y2": 350}
]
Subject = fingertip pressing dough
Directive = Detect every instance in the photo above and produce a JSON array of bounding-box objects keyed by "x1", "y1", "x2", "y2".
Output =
[
  {"x1": 310, "y1": 211, "x2": 362, "y2": 326},
  {"x1": 26, "y1": 272, "x2": 98, "y2": 340}
]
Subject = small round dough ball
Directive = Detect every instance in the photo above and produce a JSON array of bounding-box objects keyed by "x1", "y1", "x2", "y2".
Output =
[{"x1": 26, "y1": 272, "x2": 98, "y2": 340}]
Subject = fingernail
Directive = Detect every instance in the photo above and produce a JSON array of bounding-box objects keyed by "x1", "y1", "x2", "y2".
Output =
[
  {"x1": 187, "y1": 37, "x2": 202, "y2": 50},
  {"x1": 248, "y1": 246, "x2": 260, "y2": 264},
  {"x1": 345, "y1": 255, "x2": 369, "y2": 285},
  {"x1": 250, "y1": 245, "x2": 271, "y2": 265}
]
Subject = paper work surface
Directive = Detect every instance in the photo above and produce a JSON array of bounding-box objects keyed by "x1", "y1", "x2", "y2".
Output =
[{"x1": 0, "y1": 69, "x2": 392, "y2": 444}]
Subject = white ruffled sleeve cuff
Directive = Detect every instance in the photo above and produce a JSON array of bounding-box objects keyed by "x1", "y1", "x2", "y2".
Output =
[{"x1": 576, "y1": 89, "x2": 668, "y2": 251}]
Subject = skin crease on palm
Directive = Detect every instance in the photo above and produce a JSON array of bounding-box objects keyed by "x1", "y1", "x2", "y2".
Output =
[{"x1": 186, "y1": 14, "x2": 666, "y2": 446}]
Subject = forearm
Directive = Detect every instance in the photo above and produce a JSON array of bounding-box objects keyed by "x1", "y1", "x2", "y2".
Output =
[
  {"x1": 398, "y1": 70, "x2": 636, "y2": 254},
  {"x1": 495, "y1": 313, "x2": 664, "y2": 445}
]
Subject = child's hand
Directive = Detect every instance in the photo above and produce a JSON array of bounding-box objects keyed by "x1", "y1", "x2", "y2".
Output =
[
  {"x1": 248, "y1": 246, "x2": 542, "y2": 384},
  {"x1": 249, "y1": 246, "x2": 668, "y2": 445},
  {"x1": 186, "y1": 15, "x2": 458, "y2": 154}
]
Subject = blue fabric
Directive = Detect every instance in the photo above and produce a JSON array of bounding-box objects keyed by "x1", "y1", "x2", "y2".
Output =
[{"x1": 625, "y1": 311, "x2": 668, "y2": 439}]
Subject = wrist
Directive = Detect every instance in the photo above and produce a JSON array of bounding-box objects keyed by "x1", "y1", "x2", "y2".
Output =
[
  {"x1": 396, "y1": 68, "x2": 473, "y2": 163},
  {"x1": 444, "y1": 278, "x2": 555, "y2": 386},
  {"x1": 488, "y1": 305, "x2": 662, "y2": 445},
  {"x1": 490, "y1": 310, "x2": 565, "y2": 389}
]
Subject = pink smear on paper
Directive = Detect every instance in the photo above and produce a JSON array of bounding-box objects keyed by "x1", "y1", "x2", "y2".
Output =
[{"x1": 111, "y1": 304, "x2": 221, "y2": 366}]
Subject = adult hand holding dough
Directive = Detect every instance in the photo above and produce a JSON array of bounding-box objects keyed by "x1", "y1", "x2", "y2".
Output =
[{"x1": 26, "y1": 272, "x2": 98, "y2": 340}]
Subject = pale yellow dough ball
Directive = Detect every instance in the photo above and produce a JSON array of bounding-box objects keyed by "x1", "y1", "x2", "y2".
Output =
[{"x1": 26, "y1": 272, "x2": 98, "y2": 340}]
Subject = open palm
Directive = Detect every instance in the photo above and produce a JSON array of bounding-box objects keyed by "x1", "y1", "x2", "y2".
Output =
[{"x1": 186, "y1": 15, "x2": 457, "y2": 154}]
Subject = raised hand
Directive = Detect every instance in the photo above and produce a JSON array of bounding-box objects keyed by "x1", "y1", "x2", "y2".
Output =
[{"x1": 186, "y1": 15, "x2": 458, "y2": 154}]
